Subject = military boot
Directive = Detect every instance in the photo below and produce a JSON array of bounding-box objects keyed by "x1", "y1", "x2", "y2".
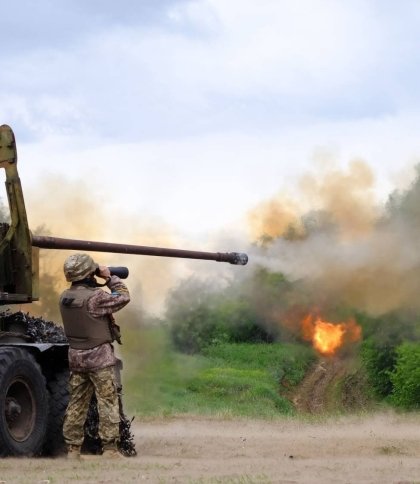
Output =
[{"x1": 102, "y1": 444, "x2": 127, "y2": 459}]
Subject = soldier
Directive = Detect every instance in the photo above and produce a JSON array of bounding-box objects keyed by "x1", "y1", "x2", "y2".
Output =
[{"x1": 59, "y1": 253, "x2": 130, "y2": 459}]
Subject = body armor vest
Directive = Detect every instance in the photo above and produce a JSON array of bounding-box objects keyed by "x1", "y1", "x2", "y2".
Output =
[{"x1": 60, "y1": 284, "x2": 112, "y2": 350}]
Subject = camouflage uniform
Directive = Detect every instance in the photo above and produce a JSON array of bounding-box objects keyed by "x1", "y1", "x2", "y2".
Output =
[
  {"x1": 61, "y1": 276, "x2": 130, "y2": 448},
  {"x1": 63, "y1": 367, "x2": 120, "y2": 446}
]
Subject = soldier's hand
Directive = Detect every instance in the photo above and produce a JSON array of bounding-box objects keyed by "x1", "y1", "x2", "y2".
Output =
[{"x1": 97, "y1": 265, "x2": 111, "y2": 279}]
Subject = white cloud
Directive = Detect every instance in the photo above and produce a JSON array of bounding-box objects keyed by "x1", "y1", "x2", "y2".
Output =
[{"x1": 3, "y1": 0, "x2": 420, "y2": 142}]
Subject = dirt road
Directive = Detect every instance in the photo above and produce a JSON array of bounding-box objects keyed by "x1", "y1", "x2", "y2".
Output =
[{"x1": 0, "y1": 413, "x2": 419, "y2": 483}]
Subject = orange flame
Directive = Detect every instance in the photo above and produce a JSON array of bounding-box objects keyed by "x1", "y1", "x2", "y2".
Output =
[{"x1": 302, "y1": 314, "x2": 362, "y2": 356}]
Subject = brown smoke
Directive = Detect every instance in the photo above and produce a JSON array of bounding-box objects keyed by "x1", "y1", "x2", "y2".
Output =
[
  {"x1": 248, "y1": 158, "x2": 378, "y2": 241},
  {"x1": 248, "y1": 196, "x2": 303, "y2": 241},
  {"x1": 248, "y1": 158, "x2": 420, "y2": 315},
  {"x1": 299, "y1": 158, "x2": 377, "y2": 238}
]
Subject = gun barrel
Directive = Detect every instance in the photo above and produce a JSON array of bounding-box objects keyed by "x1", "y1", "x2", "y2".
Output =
[{"x1": 31, "y1": 235, "x2": 248, "y2": 265}]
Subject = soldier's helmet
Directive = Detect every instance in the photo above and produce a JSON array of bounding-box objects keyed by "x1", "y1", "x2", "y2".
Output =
[{"x1": 63, "y1": 253, "x2": 99, "y2": 282}]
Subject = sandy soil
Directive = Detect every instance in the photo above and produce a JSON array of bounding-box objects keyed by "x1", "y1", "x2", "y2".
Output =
[{"x1": 0, "y1": 413, "x2": 419, "y2": 483}]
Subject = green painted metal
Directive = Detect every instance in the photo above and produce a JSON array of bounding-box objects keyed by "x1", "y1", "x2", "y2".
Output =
[{"x1": 0, "y1": 125, "x2": 36, "y2": 304}]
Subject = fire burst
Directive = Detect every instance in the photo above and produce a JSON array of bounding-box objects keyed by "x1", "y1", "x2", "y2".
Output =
[{"x1": 302, "y1": 314, "x2": 362, "y2": 356}]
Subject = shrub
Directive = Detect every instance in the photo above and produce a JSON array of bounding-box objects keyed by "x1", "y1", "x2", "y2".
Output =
[
  {"x1": 361, "y1": 338, "x2": 397, "y2": 398},
  {"x1": 167, "y1": 277, "x2": 275, "y2": 353},
  {"x1": 390, "y1": 342, "x2": 420, "y2": 409}
]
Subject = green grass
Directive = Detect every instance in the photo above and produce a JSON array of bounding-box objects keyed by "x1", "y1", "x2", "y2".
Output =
[{"x1": 120, "y1": 327, "x2": 315, "y2": 418}]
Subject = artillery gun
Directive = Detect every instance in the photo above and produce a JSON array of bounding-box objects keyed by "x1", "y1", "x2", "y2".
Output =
[{"x1": 0, "y1": 124, "x2": 248, "y2": 457}]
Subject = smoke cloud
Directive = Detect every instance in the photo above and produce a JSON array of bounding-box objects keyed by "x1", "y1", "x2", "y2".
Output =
[
  {"x1": 248, "y1": 157, "x2": 420, "y2": 316},
  {"x1": 11, "y1": 155, "x2": 420, "y2": 331}
]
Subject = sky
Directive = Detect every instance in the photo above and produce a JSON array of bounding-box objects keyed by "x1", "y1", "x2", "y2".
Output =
[{"x1": 3, "y1": 1, "x2": 420, "y2": 313}]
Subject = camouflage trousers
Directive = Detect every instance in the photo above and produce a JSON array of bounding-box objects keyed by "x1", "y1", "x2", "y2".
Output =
[{"x1": 63, "y1": 366, "x2": 120, "y2": 447}]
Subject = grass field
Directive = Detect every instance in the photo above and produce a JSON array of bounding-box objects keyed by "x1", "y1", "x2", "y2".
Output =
[{"x1": 119, "y1": 327, "x2": 315, "y2": 418}]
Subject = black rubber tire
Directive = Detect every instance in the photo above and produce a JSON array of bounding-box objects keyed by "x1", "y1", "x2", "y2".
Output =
[
  {"x1": 0, "y1": 347, "x2": 48, "y2": 456},
  {"x1": 43, "y1": 369, "x2": 69, "y2": 456}
]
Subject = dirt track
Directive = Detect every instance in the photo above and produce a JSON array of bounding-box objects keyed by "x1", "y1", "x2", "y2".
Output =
[
  {"x1": 0, "y1": 413, "x2": 419, "y2": 483},
  {"x1": 293, "y1": 357, "x2": 369, "y2": 414}
]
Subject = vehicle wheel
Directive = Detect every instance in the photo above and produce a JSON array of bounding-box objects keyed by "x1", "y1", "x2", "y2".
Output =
[
  {"x1": 0, "y1": 347, "x2": 48, "y2": 456},
  {"x1": 43, "y1": 369, "x2": 69, "y2": 456}
]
